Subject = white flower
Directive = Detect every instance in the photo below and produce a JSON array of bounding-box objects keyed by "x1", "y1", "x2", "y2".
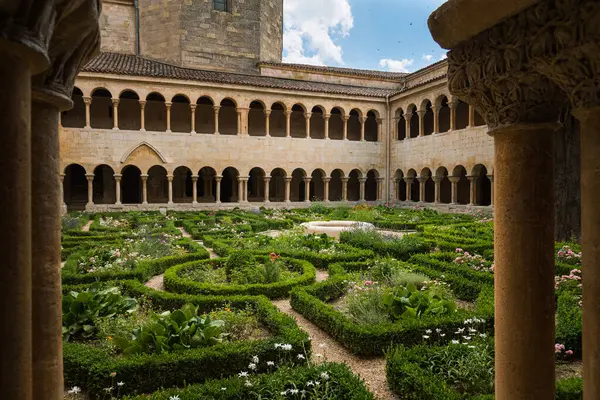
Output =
[
  {"x1": 267, "y1": 361, "x2": 275, "y2": 366},
  {"x1": 290, "y1": 388, "x2": 299, "y2": 394},
  {"x1": 104, "y1": 388, "x2": 113, "y2": 393},
  {"x1": 117, "y1": 381, "x2": 125, "y2": 387},
  {"x1": 281, "y1": 344, "x2": 292, "y2": 351},
  {"x1": 169, "y1": 396, "x2": 181, "y2": 400},
  {"x1": 280, "y1": 391, "x2": 288, "y2": 395},
  {"x1": 67, "y1": 386, "x2": 81, "y2": 394},
  {"x1": 456, "y1": 328, "x2": 465, "y2": 334},
  {"x1": 238, "y1": 371, "x2": 249, "y2": 377},
  {"x1": 307, "y1": 381, "x2": 315, "y2": 387},
  {"x1": 320, "y1": 372, "x2": 330, "y2": 380},
  {"x1": 297, "y1": 354, "x2": 305, "y2": 360},
  {"x1": 440, "y1": 333, "x2": 446, "y2": 337},
  {"x1": 463, "y1": 336, "x2": 472, "y2": 341},
  {"x1": 435, "y1": 328, "x2": 442, "y2": 334},
  {"x1": 451, "y1": 340, "x2": 460, "y2": 344},
  {"x1": 423, "y1": 335, "x2": 430, "y2": 339},
  {"x1": 469, "y1": 328, "x2": 477, "y2": 333},
  {"x1": 425, "y1": 329, "x2": 432, "y2": 334},
  {"x1": 248, "y1": 363, "x2": 257, "y2": 370},
  {"x1": 244, "y1": 380, "x2": 253, "y2": 387},
  {"x1": 252, "y1": 355, "x2": 259, "y2": 364},
  {"x1": 221, "y1": 387, "x2": 227, "y2": 391},
  {"x1": 468, "y1": 346, "x2": 476, "y2": 349},
  {"x1": 479, "y1": 333, "x2": 487, "y2": 338}
]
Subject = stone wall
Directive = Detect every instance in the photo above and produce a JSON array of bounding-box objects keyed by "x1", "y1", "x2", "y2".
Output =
[
  {"x1": 139, "y1": 0, "x2": 182, "y2": 65},
  {"x1": 259, "y1": 0, "x2": 284, "y2": 65},
  {"x1": 100, "y1": 0, "x2": 137, "y2": 54}
]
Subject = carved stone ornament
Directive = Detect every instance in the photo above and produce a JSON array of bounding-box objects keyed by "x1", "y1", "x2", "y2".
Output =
[
  {"x1": 32, "y1": 0, "x2": 101, "y2": 111},
  {"x1": 526, "y1": 0, "x2": 600, "y2": 110},
  {"x1": 0, "y1": 0, "x2": 59, "y2": 73},
  {"x1": 447, "y1": 5, "x2": 566, "y2": 131}
]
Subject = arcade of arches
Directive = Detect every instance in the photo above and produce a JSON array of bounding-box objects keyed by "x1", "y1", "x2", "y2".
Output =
[{"x1": 62, "y1": 163, "x2": 493, "y2": 210}]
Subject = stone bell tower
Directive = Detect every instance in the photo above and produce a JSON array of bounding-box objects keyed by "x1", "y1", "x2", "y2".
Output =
[{"x1": 137, "y1": 0, "x2": 284, "y2": 74}]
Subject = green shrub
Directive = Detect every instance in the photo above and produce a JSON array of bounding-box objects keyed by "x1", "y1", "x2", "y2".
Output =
[
  {"x1": 62, "y1": 283, "x2": 137, "y2": 342},
  {"x1": 340, "y1": 229, "x2": 430, "y2": 260},
  {"x1": 382, "y1": 283, "x2": 457, "y2": 321},
  {"x1": 556, "y1": 377, "x2": 583, "y2": 400},
  {"x1": 556, "y1": 291, "x2": 582, "y2": 354},
  {"x1": 114, "y1": 304, "x2": 225, "y2": 355}
]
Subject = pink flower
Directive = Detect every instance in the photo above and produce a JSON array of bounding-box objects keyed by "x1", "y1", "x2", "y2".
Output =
[{"x1": 565, "y1": 350, "x2": 573, "y2": 355}]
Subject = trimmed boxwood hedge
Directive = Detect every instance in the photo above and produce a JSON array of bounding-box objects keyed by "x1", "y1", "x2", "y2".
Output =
[
  {"x1": 289, "y1": 276, "x2": 494, "y2": 356},
  {"x1": 386, "y1": 342, "x2": 582, "y2": 400},
  {"x1": 63, "y1": 280, "x2": 310, "y2": 397},
  {"x1": 163, "y1": 256, "x2": 316, "y2": 299},
  {"x1": 61, "y1": 250, "x2": 210, "y2": 284},
  {"x1": 202, "y1": 235, "x2": 375, "y2": 269},
  {"x1": 124, "y1": 362, "x2": 374, "y2": 400}
]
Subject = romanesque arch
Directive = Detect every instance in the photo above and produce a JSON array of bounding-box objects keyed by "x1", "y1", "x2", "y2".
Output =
[
  {"x1": 329, "y1": 169, "x2": 344, "y2": 201},
  {"x1": 270, "y1": 102, "x2": 286, "y2": 137},
  {"x1": 310, "y1": 106, "x2": 325, "y2": 139},
  {"x1": 291, "y1": 168, "x2": 307, "y2": 201},
  {"x1": 196, "y1": 96, "x2": 215, "y2": 134},
  {"x1": 248, "y1": 167, "x2": 266, "y2": 201},
  {"x1": 421, "y1": 168, "x2": 435, "y2": 202},
  {"x1": 365, "y1": 111, "x2": 378, "y2": 142},
  {"x1": 455, "y1": 100, "x2": 469, "y2": 130},
  {"x1": 147, "y1": 165, "x2": 168, "y2": 203},
  {"x1": 347, "y1": 109, "x2": 361, "y2": 141},
  {"x1": 63, "y1": 164, "x2": 87, "y2": 210},
  {"x1": 452, "y1": 165, "x2": 469, "y2": 204},
  {"x1": 437, "y1": 95, "x2": 450, "y2": 133},
  {"x1": 173, "y1": 166, "x2": 193, "y2": 203},
  {"x1": 395, "y1": 169, "x2": 406, "y2": 201},
  {"x1": 146, "y1": 92, "x2": 167, "y2": 132},
  {"x1": 269, "y1": 168, "x2": 286, "y2": 202},
  {"x1": 397, "y1": 109, "x2": 406, "y2": 140},
  {"x1": 248, "y1": 100, "x2": 266, "y2": 136},
  {"x1": 219, "y1": 98, "x2": 238, "y2": 135},
  {"x1": 422, "y1": 100, "x2": 434, "y2": 136},
  {"x1": 221, "y1": 167, "x2": 239, "y2": 202},
  {"x1": 92, "y1": 164, "x2": 116, "y2": 204},
  {"x1": 310, "y1": 169, "x2": 325, "y2": 201},
  {"x1": 290, "y1": 104, "x2": 306, "y2": 138},
  {"x1": 171, "y1": 94, "x2": 191, "y2": 133},
  {"x1": 472, "y1": 164, "x2": 492, "y2": 206},
  {"x1": 90, "y1": 88, "x2": 113, "y2": 129},
  {"x1": 198, "y1": 166, "x2": 217, "y2": 202},
  {"x1": 121, "y1": 165, "x2": 142, "y2": 204},
  {"x1": 436, "y1": 166, "x2": 451, "y2": 204},
  {"x1": 407, "y1": 168, "x2": 419, "y2": 201},
  {"x1": 365, "y1": 169, "x2": 379, "y2": 201},
  {"x1": 329, "y1": 107, "x2": 344, "y2": 140},
  {"x1": 62, "y1": 87, "x2": 85, "y2": 128},
  {"x1": 118, "y1": 90, "x2": 141, "y2": 131},
  {"x1": 347, "y1": 169, "x2": 361, "y2": 201}
]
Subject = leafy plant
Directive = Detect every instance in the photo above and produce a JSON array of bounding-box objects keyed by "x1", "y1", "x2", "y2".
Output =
[
  {"x1": 382, "y1": 283, "x2": 457, "y2": 321},
  {"x1": 114, "y1": 303, "x2": 225, "y2": 355},
  {"x1": 62, "y1": 283, "x2": 137, "y2": 342}
]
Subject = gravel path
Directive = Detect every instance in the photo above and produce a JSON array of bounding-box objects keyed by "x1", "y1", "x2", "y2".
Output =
[
  {"x1": 271, "y1": 296, "x2": 397, "y2": 400},
  {"x1": 145, "y1": 274, "x2": 164, "y2": 291},
  {"x1": 81, "y1": 220, "x2": 93, "y2": 232}
]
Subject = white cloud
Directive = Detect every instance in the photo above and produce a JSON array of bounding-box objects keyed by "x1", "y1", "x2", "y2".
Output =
[
  {"x1": 379, "y1": 58, "x2": 415, "y2": 73},
  {"x1": 283, "y1": 0, "x2": 354, "y2": 66},
  {"x1": 422, "y1": 54, "x2": 433, "y2": 62},
  {"x1": 440, "y1": 53, "x2": 448, "y2": 60}
]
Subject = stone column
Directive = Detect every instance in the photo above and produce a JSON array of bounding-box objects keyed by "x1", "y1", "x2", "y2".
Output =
[
  {"x1": 285, "y1": 110, "x2": 292, "y2": 137},
  {"x1": 265, "y1": 109, "x2": 271, "y2": 137},
  {"x1": 418, "y1": 110, "x2": 425, "y2": 137},
  {"x1": 392, "y1": 178, "x2": 399, "y2": 201},
  {"x1": 284, "y1": 176, "x2": 292, "y2": 202},
  {"x1": 468, "y1": 104, "x2": 475, "y2": 128},
  {"x1": 449, "y1": 176, "x2": 459, "y2": 204},
  {"x1": 83, "y1": 96, "x2": 91, "y2": 128},
  {"x1": 167, "y1": 175, "x2": 174, "y2": 204},
  {"x1": 467, "y1": 176, "x2": 477, "y2": 205},
  {"x1": 111, "y1": 98, "x2": 119, "y2": 130},
  {"x1": 59, "y1": 174, "x2": 66, "y2": 208},
  {"x1": 393, "y1": 117, "x2": 399, "y2": 139},
  {"x1": 263, "y1": 177, "x2": 271, "y2": 203},
  {"x1": 114, "y1": 174, "x2": 122, "y2": 205},
  {"x1": 190, "y1": 104, "x2": 196, "y2": 134},
  {"x1": 304, "y1": 112, "x2": 311, "y2": 138},
  {"x1": 404, "y1": 177, "x2": 413, "y2": 201},
  {"x1": 141, "y1": 174, "x2": 148, "y2": 204},
  {"x1": 237, "y1": 177, "x2": 244, "y2": 203},
  {"x1": 433, "y1": 177, "x2": 442, "y2": 203},
  {"x1": 405, "y1": 113, "x2": 412, "y2": 138},
  {"x1": 324, "y1": 113, "x2": 330, "y2": 139},
  {"x1": 323, "y1": 177, "x2": 331, "y2": 202},
  {"x1": 360, "y1": 116, "x2": 366, "y2": 141},
  {"x1": 341, "y1": 177, "x2": 349, "y2": 201},
  {"x1": 213, "y1": 105, "x2": 220, "y2": 135},
  {"x1": 433, "y1": 106, "x2": 440, "y2": 133},
  {"x1": 359, "y1": 177, "x2": 367, "y2": 201},
  {"x1": 187, "y1": 175, "x2": 196, "y2": 204},
  {"x1": 487, "y1": 175, "x2": 494, "y2": 206},
  {"x1": 343, "y1": 115, "x2": 349, "y2": 140},
  {"x1": 139, "y1": 100, "x2": 146, "y2": 131},
  {"x1": 573, "y1": 108, "x2": 600, "y2": 399},
  {"x1": 376, "y1": 118, "x2": 383, "y2": 142},
  {"x1": 165, "y1": 102, "x2": 172, "y2": 133},
  {"x1": 303, "y1": 177, "x2": 311, "y2": 202},
  {"x1": 85, "y1": 174, "x2": 94, "y2": 207},
  {"x1": 215, "y1": 175, "x2": 222, "y2": 204},
  {"x1": 376, "y1": 177, "x2": 384, "y2": 201},
  {"x1": 0, "y1": 47, "x2": 33, "y2": 400},
  {"x1": 418, "y1": 177, "x2": 426, "y2": 202},
  {"x1": 241, "y1": 176, "x2": 249, "y2": 202},
  {"x1": 448, "y1": 101, "x2": 456, "y2": 131},
  {"x1": 493, "y1": 124, "x2": 557, "y2": 400},
  {"x1": 237, "y1": 107, "x2": 245, "y2": 135}
]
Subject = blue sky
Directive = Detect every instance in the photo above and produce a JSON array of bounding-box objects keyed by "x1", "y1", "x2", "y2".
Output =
[{"x1": 282, "y1": 0, "x2": 447, "y2": 73}]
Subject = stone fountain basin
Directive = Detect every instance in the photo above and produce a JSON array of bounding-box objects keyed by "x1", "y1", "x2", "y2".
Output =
[{"x1": 301, "y1": 220, "x2": 374, "y2": 239}]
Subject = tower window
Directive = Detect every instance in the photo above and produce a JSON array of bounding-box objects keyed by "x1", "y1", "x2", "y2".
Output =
[{"x1": 213, "y1": 0, "x2": 229, "y2": 12}]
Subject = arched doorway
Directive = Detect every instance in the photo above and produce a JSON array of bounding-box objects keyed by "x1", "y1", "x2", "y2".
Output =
[
  {"x1": 61, "y1": 87, "x2": 85, "y2": 128},
  {"x1": 248, "y1": 101, "x2": 266, "y2": 136},
  {"x1": 408, "y1": 105, "x2": 419, "y2": 138},
  {"x1": 118, "y1": 90, "x2": 141, "y2": 130},
  {"x1": 64, "y1": 164, "x2": 87, "y2": 210},
  {"x1": 436, "y1": 167, "x2": 451, "y2": 204},
  {"x1": 173, "y1": 166, "x2": 193, "y2": 203},
  {"x1": 437, "y1": 96, "x2": 450, "y2": 133},
  {"x1": 92, "y1": 165, "x2": 115, "y2": 204},
  {"x1": 310, "y1": 106, "x2": 325, "y2": 139},
  {"x1": 171, "y1": 95, "x2": 191, "y2": 133},
  {"x1": 397, "y1": 109, "x2": 406, "y2": 140},
  {"x1": 219, "y1": 99, "x2": 238, "y2": 135},
  {"x1": 455, "y1": 100, "x2": 469, "y2": 130},
  {"x1": 329, "y1": 108, "x2": 344, "y2": 140},
  {"x1": 198, "y1": 167, "x2": 217, "y2": 202},
  {"x1": 147, "y1": 165, "x2": 168, "y2": 203},
  {"x1": 221, "y1": 167, "x2": 239, "y2": 202},
  {"x1": 407, "y1": 169, "x2": 419, "y2": 201},
  {"x1": 421, "y1": 168, "x2": 435, "y2": 202},
  {"x1": 422, "y1": 100, "x2": 434, "y2": 136},
  {"x1": 329, "y1": 169, "x2": 344, "y2": 201},
  {"x1": 270, "y1": 103, "x2": 286, "y2": 137},
  {"x1": 290, "y1": 104, "x2": 306, "y2": 138},
  {"x1": 453, "y1": 165, "x2": 470, "y2": 204},
  {"x1": 196, "y1": 96, "x2": 215, "y2": 134},
  {"x1": 365, "y1": 111, "x2": 378, "y2": 142},
  {"x1": 472, "y1": 164, "x2": 492, "y2": 206},
  {"x1": 291, "y1": 168, "x2": 307, "y2": 201},
  {"x1": 395, "y1": 170, "x2": 406, "y2": 201},
  {"x1": 310, "y1": 169, "x2": 325, "y2": 201},
  {"x1": 121, "y1": 165, "x2": 142, "y2": 204},
  {"x1": 146, "y1": 92, "x2": 167, "y2": 132},
  {"x1": 248, "y1": 167, "x2": 266, "y2": 202},
  {"x1": 347, "y1": 109, "x2": 361, "y2": 141},
  {"x1": 347, "y1": 169, "x2": 361, "y2": 201},
  {"x1": 269, "y1": 168, "x2": 286, "y2": 202},
  {"x1": 90, "y1": 88, "x2": 113, "y2": 129},
  {"x1": 365, "y1": 169, "x2": 378, "y2": 201}
]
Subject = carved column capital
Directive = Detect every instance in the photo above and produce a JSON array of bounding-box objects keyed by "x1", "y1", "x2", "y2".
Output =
[
  {"x1": 139, "y1": 100, "x2": 147, "y2": 108},
  {"x1": 31, "y1": 0, "x2": 101, "y2": 110},
  {"x1": 111, "y1": 98, "x2": 120, "y2": 106},
  {"x1": 82, "y1": 96, "x2": 92, "y2": 106},
  {"x1": 446, "y1": 9, "x2": 564, "y2": 131},
  {"x1": 448, "y1": 176, "x2": 461, "y2": 184},
  {"x1": 189, "y1": 104, "x2": 197, "y2": 111}
]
